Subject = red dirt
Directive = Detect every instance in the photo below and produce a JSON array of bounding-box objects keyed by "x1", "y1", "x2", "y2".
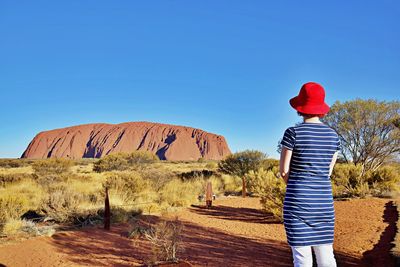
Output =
[{"x1": 0, "y1": 197, "x2": 397, "y2": 266}]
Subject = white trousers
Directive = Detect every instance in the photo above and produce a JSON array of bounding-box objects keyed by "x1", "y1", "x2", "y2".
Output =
[{"x1": 290, "y1": 244, "x2": 337, "y2": 267}]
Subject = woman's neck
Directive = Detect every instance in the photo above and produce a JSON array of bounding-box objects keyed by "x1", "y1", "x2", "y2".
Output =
[{"x1": 303, "y1": 116, "x2": 321, "y2": 123}]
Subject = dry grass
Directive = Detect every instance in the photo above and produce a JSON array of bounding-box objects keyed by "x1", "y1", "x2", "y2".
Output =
[{"x1": 1, "y1": 158, "x2": 399, "y2": 240}]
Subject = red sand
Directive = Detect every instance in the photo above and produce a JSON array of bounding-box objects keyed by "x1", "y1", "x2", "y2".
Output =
[{"x1": 0, "y1": 197, "x2": 397, "y2": 266}]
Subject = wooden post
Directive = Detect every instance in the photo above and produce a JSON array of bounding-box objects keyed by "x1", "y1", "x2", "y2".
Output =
[
  {"x1": 242, "y1": 177, "x2": 246, "y2": 198},
  {"x1": 104, "y1": 187, "x2": 110, "y2": 230}
]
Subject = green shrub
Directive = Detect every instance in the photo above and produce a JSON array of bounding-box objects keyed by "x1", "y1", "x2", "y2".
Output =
[
  {"x1": 93, "y1": 153, "x2": 129, "y2": 172},
  {"x1": 125, "y1": 151, "x2": 159, "y2": 165},
  {"x1": 94, "y1": 151, "x2": 159, "y2": 172},
  {"x1": 32, "y1": 158, "x2": 73, "y2": 176},
  {"x1": 246, "y1": 168, "x2": 286, "y2": 221}
]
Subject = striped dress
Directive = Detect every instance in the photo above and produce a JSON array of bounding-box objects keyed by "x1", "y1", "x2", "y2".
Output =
[{"x1": 280, "y1": 122, "x2": 341, "y2": 247}]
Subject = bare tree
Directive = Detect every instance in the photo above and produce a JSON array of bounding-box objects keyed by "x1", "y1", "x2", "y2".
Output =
[{"x1": 323, "y1": 99, "x2": 400, "y2": 174}]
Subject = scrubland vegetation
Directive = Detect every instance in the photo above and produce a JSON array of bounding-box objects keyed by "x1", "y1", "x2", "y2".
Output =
[{"x1": 1, "y1": 152, "x2": 399, "y2": 240}]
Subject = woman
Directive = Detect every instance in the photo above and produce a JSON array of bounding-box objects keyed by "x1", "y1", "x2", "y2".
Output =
[{"x1": 280, "y1": 82, "x2": 340, "y2": 267}]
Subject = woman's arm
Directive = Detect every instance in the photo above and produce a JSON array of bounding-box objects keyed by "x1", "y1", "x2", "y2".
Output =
[
  {"x1": 329, "y1": 151, "x2": 339, "y2": 176},
  {"x1": 280, "y1": 147, "x2": 293, "y2": 184}
]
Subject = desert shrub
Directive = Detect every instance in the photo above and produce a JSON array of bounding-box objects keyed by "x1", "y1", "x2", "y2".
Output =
[
  {"x1": 348, "y1": 182, "x2": 371, "y2": 198},
  {"x1": 331, "y1": 163, "x2": 400, "y2": 198},
  {"x1": 220, "y1": 174, "x2": 242, "y2": 195},
  {"x1": 160, "y1": 179, "x2": 202, "y2": 207},
  {"x1": 246, "y1": 168, "x2": 286, "y2": 221},
  {"x1": 109, "y1": 207, "x2": 141, "y2": 223},
  {"x1": 0, "y1": 194, "x2": 30, "y2": 223},
  {"x1": 330, "y1": 164, "x2": 363, "y2": 198},
  {"x1": 144, "y1": 217, "x2": 184, "y2": 264},
  {"x1": 93, "y1": 153, "x2": 129, "y2": 172},
  {"x1": 205, "y1": 161, "x2": 218, "y2": 170},
  {"x1": 1, "y1": 218, "x2": 24, "y2": 236},
  {"x1": 0, "y1": 159, "x2": 34, "y2": 168},
  {"x1": 179, "y1": 169, "x2": 214, "y2": 180},
  {"x1": 0, "y1": 218, "x2": 55, "y2": 237},
  {"x1": 103, "y1": 171, "x2": 148, "y2": 204},
  {"x1": 139, "y1": 168, "x2": 174, "y2": 192},
  {"x1": 32, "y1": 158, "x2": 73, "y2": 176},
  {"x1": 94, "y1": 151, "x2": 159, "y2": 172},
  {"x1": 20, "y1": 220, "x2": 55, "y2": 237},
  {"x1": 218, "y1": 150, "x2": 268, "y2": 197},
  {"x1": 0, "y1": 173, "x2": 33, "y2": 187},
  {"x1": 41, "y1": 185, "x2": 83, "y2": 222},
  {"x1": 125, "y1": 151, "x2": 159, "y2": 165},
  {"x1": 368, "y1": 165, "x2": 400, "y2": 196},
  {"x1": 33, "y1": 173, "x2": 69, "y2": 187},
  {"x1": 261, "y1": 159, "x2": 279, "y2": 171}
]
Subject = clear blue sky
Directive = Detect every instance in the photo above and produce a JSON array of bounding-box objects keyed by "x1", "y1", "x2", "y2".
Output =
[{"x1": 1, "y1": 1, "x2": 399, "y2": 159}]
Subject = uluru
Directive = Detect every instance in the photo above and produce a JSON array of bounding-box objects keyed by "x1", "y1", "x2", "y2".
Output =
[{"x1": 21, "y1": 121, "x2": 231, "y2": 161}]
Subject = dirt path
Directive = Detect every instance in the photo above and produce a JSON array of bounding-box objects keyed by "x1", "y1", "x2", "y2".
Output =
[{"x1": 0, "y1": 197, "x2": 397, "y2": 267}]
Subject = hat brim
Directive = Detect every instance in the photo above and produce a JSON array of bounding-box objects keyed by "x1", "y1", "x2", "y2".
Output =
[{"x1": 290, "y1": 96, "x2": 330, "y2": 115}]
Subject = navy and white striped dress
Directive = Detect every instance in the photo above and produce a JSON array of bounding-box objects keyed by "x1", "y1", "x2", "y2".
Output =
[{"x1": 280, "y1": 122, "x2": 341, "y2": 247}]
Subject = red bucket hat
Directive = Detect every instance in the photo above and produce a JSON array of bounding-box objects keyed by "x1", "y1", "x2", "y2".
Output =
[{"x1": 289, "y1": 82, "x2": 330, "y2": 115}]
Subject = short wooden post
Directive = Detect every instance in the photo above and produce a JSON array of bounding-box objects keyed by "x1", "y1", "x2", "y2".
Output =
[
  {"x1": 104, "y1": 187, "x2": 110, "y2": 230},
  {"x1": 205, "y1": 181, "x2": 213, "y2": 208}
]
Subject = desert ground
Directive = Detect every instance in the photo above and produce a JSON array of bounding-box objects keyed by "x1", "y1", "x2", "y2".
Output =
[{"x1": 0, "y1": 196, "x2": 396, "y2": 267}]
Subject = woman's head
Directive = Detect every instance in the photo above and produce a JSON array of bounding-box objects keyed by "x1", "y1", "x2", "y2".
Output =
[
  {"x1": 297, "y1": 111, "x2": 325, "y2": 119},
  {"x1": 289, "y1": 82, "x2": 330, "y2": 116}
]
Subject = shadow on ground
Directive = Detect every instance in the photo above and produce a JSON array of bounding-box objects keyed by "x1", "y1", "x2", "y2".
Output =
[
  {"x1": 50, "y1": 213, "x2": 364, "y2": 267},
  {"x1": 189, "y1": 204, "x2": 280, "y2": 224},
  {"x1": 362, "y1": 201, "x2": 397, "y2": 267}
]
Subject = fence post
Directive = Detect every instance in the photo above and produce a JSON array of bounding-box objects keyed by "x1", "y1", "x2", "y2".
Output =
[{"x1": 104, "y1": 186, "x2": 110, "y2": 230}]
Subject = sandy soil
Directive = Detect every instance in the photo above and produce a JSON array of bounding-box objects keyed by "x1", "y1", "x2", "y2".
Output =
[{"x1": 0, "y1": 197, "x2": 397, "y2": 267}]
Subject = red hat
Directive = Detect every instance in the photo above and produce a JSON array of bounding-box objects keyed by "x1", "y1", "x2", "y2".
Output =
[{"x1": 289, "y1": 82, "x2": 330, "y2": 115}]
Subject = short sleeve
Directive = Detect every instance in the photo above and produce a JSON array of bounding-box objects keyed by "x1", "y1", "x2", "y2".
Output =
[
  {"x1": 280, "y1": 127, "x2": 296, "y2": 151},
  {"x1": 336, "y1": 136, "x2": 342, "y2": 151}
]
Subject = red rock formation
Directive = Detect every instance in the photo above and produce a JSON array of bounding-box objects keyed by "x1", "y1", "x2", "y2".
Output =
[{"x1": 21, "y1": 122, "x2": 231, "y2": 161}]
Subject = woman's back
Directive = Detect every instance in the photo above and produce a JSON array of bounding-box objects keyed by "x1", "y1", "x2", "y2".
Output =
[{"x1": 281, "y1": 122, "x2": 340, "y2": 178}]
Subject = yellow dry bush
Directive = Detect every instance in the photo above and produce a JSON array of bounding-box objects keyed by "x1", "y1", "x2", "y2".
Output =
[
  {"x1": 0, "y1": 193, "x2": 30, "y2": 223},
  {"x1": 32, "y1": 158, "x2": 73, "y2": 176},
  {"x1": 160, "y1": 179, "x2": 202, "y2": 207},
  {"x1": 368, "y1": 165, "x2": 400, "y2": 196},
  {"x1": 41, "y1": 185, "x2": 83, "y2": 222},
  {"x1": 103, "y1": 171, "x2": 149, "y2": 204},
  {"x1": 246, "y1": 168, "x2": 286, "y2": 221},
  {"x1": 220, "y1": 174, "x2": 242, "y2": 194},
  {"x1": 0, "y1": 173, "x2": 33, "y2": 187},
  {"x1": 1, "y1": 218, "x2": 24, "y2": 236}
]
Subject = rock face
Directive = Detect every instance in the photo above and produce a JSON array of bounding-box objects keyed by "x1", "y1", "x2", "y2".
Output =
[{"x1": 21, "y1": 122, "x2": 231, "y2": 161}]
